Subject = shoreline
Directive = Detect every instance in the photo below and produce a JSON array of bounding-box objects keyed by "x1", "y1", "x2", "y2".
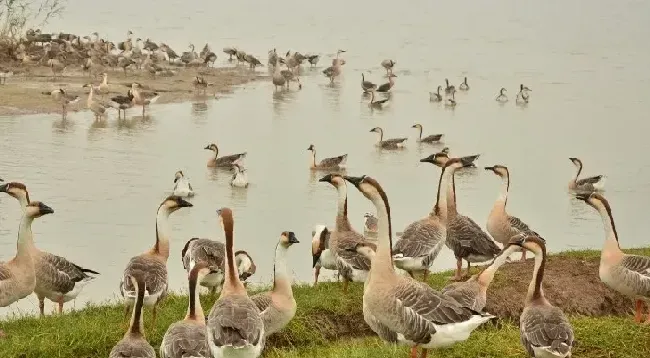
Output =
[
  {"x1": 0, "y1": 65, "x2": 263, "y2": 117},
  {"x1": 1, "y1": 247, "x2": 649, "y2": 357}
]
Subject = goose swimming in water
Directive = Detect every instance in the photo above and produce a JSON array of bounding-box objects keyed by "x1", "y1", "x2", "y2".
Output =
[
  {"x1": 445, "y1": 90, "x2": 457, "y2": 108},
  {"x1": 516, "y1": 84, "x2": 531, "y2": 104},
  {"x1": 307, "y1": 144, "x2": 347, "y2": 170},
  {"x1": 230, "y1": 163, "x2": 249, "y2": 188},
  {"x1": 380, "y1": 59, "x2": 396, "y2": 75},
  {"x1": 429, "y1": 86, "x2": 443, "y2": 102},
  {"x1": 376, "y1": 73, "x2": 397, "y2": 93},
  {"x1": 439, "y1": 149, "x2": 480, "y2": 168},
  {"x1": 369, "y1": 127, "x2": 407, "y2": 149},
  {"x1": 361, "y1": 73, "x2": 377, "y2": 92},
  {"x1": 311, "y1": 225, "x2": 337, "y2": 286},
  {"x1": 43, "y1": 89, "x2": 80, "y2": 119},
  {"x1": 459, "y1": 77, "x2": 469, "y2": 91},
  {"x1": 204, "y1": 143, "x2": 247, "y2": 168},
  {"x1": 172, "y1": 170, "x2": 194, "y2": 197},
  {"x1": 369, "y1": 91, "x2": 390, "y2": 109},
  {"x1": 495, "y1": 88, "x2": 508, "y2": 102},
  {"x1": 411, "y1": 123, "x2": 443, "y2": 144},
  {"x1": 444, "y1": 78, "x2": 455, "y2": 95},
  {"x1": 568, "y1": 157, "x2": 606, "y2": 192},
  {"x1": 322, "y1": 49, "x2": 345, "y2": 83},
  {"x1": 343, "y1": 174, "x2": 494, "y2": 358}
]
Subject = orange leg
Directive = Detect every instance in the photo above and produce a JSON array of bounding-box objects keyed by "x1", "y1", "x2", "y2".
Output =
[
  {"x1": 343, "y1": 280, "x2": 349, "y2": 294},
  {"x1": 420, "y1": 348, "x2": 428, "y2": 358},
  {"x1": 635, "y1": 300, "x2": 643, "y2": 323},
  {"x1": 410, "y1": 346, "x2": 418, "y2": 358},
  {"x1": 58, "y1": 297, "x2": 64, "y2": 314},
  {"x1": 422, "y1": 269, "x2": 429, "y2": 282},
  {"x1": 450, "y1": 257, "x2": 463, "y2": 281},
  {"x1": 314, "y1": 267, "x2": 321, "y2": 286},
  {"x1": 520, "y1": 250, "x2": 527, "y2": 261}
]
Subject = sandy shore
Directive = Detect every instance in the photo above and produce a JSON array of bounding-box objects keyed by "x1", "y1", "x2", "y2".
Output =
[{"x1": 0, "y1": 65, "x2": 263, "y2": 117}]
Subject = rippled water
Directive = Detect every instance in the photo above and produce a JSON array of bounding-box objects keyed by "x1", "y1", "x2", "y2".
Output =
[{"x1": 1, "y1": 0, "x2": 650, "y2": 316}]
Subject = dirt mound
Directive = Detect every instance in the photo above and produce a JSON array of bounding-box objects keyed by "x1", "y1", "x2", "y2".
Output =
[{"x1": 485, "y1": 255, "x2": 633, "y2": 320}]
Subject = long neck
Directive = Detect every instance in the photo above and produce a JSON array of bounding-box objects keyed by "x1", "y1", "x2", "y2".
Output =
[
  {"x1": 575, "y1": 163, "x2": 582, "y2": 180},
  {"x1": 417, "y1": 127, "x2": 423, "y2": 140},
  {"x1": 369, "y1": 192, "x2": 394, "y2": 277},
  {"x1": 129, "y1": 284, "x2": 145, "y2": 337},
  {"x1": 17, "y1": 194, "x2": 29, "y2": 212},
  {"x1": 377, "y1": 130, "x2": 383, "y2": 142},
  {"x1": 478, "y1": 245, "x2": 517, "y2": 287},
  {"x1": 335, "y1": 183, "x2": 351, "y2": 231},
  {"x1": 154, "y1": 206, "x2": 171, "y2": 260},
  {"x1": 492, "y1": 174, "x2": 509, "y2": 211},
  {"x1": 432, "y1": 168, "x2": 447, "y2": 220},
  {"x1": 186, "y1": 272, "x2": 205, "y2": 322},
  {"x1": 223, "y1": 226, "x2": 245, "y2": 295},
  {"x1": 15, "y1": 215, "x2": 36, "y2": 264},
  {"x1": 272, "y1": 243, "x2": 292, "y2": 296},
  {"x1": 526, "y1": 248, "x2": 546, "y2": 303},
  {"x1": 444, "y1": 167, "x2": 458, "y2": 215},
  {"x1": 597, "y1": 205, "x2": 620, "y2": 251},
  {"x1": 310, "y1": 150, "x2": 316, "y2": 167}
]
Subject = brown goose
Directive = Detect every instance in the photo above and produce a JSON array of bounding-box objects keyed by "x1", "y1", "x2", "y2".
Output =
[
  {"x1": 343, "y1": 174, "x2": 493, "y2": 358},
  {"x1": 485, "y1": 165, "x2": 540, "y2": 261},
  {"x1": 576, "y1": 192, "x2": 650, "y2": 324},
  {"x1": 42, "y1": 89, "x2": 80, "y2": 119},
  {"x1": 204, "y1": 143, "x2": 247, "y2": 168},
  {"x1": 369, "y1": 91, "x2": 390, "y2": 109},
  {"x1": 411, "y1": 123, "x2": 443, "y2": 144},
  {"x1": 361, "y1": 73, "x2": 377, "y2": 92},
  {"x1": 376, "y1": 73, "x2": 397, "y2": 93},
  {"x1": 206, "y1": 208, "x2": 265, "y2": 357},
  {"x1": 311, "y1": 225, "x2": 337, "y2": 285},
  {"x1": 438, "y1": 149, "x2": 480, "y2": 168},
  {"x1": 369, "y1": 127, "x2": 407, "y2": 149},
  {"x1": 307, "y1": 144, "x2": 347, "y2": 170},
  {"x1": 568, "y1": 157, "x2": 606, "y2": 192}
]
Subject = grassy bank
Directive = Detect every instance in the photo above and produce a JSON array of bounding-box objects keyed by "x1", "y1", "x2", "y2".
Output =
[{"x1": 1, "y1": 248, "x2": 649, "y2": 358}]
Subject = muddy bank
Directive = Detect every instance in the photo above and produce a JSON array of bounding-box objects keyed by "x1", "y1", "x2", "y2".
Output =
[{"x1": 0, "y1": 65, "x2": 263, "y2": 116}]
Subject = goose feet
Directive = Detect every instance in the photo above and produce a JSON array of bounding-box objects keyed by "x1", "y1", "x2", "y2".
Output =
[
  {"x1": 449, "y1": 258, "x2": 465, "y2": 281},
  {"x1": 635, "y1": 300, "x2": 644, "y2": 323},
  {"x1": 410, "y1": 347, "x2": 418, "y2": 358},
  {"x1": 58, "y1": 298, "x2": 64, "y2": 315}
]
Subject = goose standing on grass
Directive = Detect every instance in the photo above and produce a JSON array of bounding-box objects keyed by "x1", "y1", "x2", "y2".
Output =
[
  {"x1": 82, "y1": 84, "x2": 106, "y2": 120},
  {"x1": 361, "y1": 73, "x2": 377, "y2": 92},
  {"x1": 109, "y1": 90, "x2": 134, "y2": 119},
  {"x1": 381, "y1": 59, "x2": 396, "y2": 75},
  {"x1": 516, "y1": 84, "x2": 531, "y2": 104},
  {"x1": 182, "y1": 238, "x2": 257, "y2": 295},
  {"x1": 411, "y1": 123, "x2": 443, "y2": 144},
  {"x1": 311, "y1": 225, "x2": 338, "y2": 286},
  {"x1": 513, "y1": 235, "x2": 575, "y2": 357},
  {"x1": 438, "y1": 149, "x2": 480, "y2": 168},
  {"x1": 429, "y1": 86, "x2": 442, "y2": 102},
  {"x1": 426, "y1": 157, "x2": 501, "y2": 281},
  {"x1": 369, "y1": 91, "x2": 390, "y2": 109},
  {"x1": 160, "y1": 263, "x2": 214, "y2": 358},
  {"x1": 485, "y1": 165, "x2": 540, "y2": 261},
  {"x1": 343, "y1": 174, "x2": 494, "y2": 358},
  {"x1": 207, "y1": 208, "x2": 265, "y2": 358},
  {"x1": 1, "y1": 182, "x2": 99, "y2": 316},
  {"x1": 495, "y1": 88, "x2": 508, "y2": 102},
  {"x1": 204, "y1": 143, "x2": 247, "y2": 168},
  {"x1": 318, "y1": 174, "x2": 375, "y2": 293},
  {"x1": 369, "y1": 127, "x2": 407, "y2": 149},
  {"x1": 251, "y1": 231, "x2": 299, "y2": 337},
  {"x1": 307, "y1": 144, "x2": 347, "y2": 170},
  {"x1": 576, "y1": 192, "x2": 650, "y2": 324},
  {"x1": 42, "y1": 89, "x2": 80, "y2": 119},
  {"x1": 230, "y1": 163, "x2": 249, "y2": 188},
  {"x1": 459, "y1": 77, "x2": 469, "y2": 91},
  {"x1": 568, "y1": 157, "x2": 606, "y2": 192},
  {"x1": 391, "y1": 156, "x2": 448, "y2": 281},
  {"x1": 172, "y1": 170, "x2": 194, "y2": 197},
  {"x1": 120, "y1": 196, "x2": 193, "y2": 328},
  {"x1": 376, "y1": 73, "x2": 397, "y2": 93},
  {"x1": 444, "y1": 78, "x2": 455, "y2": 95},
  {"x1": 109, "y1": 275, "x2": 156, "y2": 358}
]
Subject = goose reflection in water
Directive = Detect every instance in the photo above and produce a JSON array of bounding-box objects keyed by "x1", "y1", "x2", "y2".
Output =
[{"x1": 191, "y1": 101, "x2": 208, "y2": 114}]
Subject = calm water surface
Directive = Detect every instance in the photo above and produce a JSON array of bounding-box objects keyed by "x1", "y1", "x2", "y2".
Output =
[{"x1": 1, "y1": 0, "x2": 650, "y2": 316}]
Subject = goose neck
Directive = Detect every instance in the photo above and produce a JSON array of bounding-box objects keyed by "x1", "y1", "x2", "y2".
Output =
[
  {"x1": 272, "y1": 243, "x2": 292, "y2": 296},
  {"x1": 575, "y1": 163, "x2": 582, "y2": 180},
  {"x1": 444, "y1": 166, "x2": 458, "y2": 216},
  {"x1": 129, "y1": 282, "x2": 146, "y2": 338},
  {"x1": 417, "y1": 126, "x2": 423, "y2": 140},
  {"x1": 222, "y1": 223, "x2": 245, "y2": 295},
  {"x1": 493, "y1": 175, "x2": 509, "y2": 210},
  {"x1": 597, "y1": 205, "x2": 620, "y2": 249},
  {"x1": 154, "y1": 206, "x2": 171, "y2": 260},
  {"x1": 310, "y1": 150, "x2": 316, "y2": 168},
  {"x1": 335, "y1": 183, "x2": 349, "y2": 224},
  {"x1": 186, "y1": 272, "x2": 205, "y2": 323},
  {"x1": 369, "y1": 191, "x2": 394, "y2": 277},
  {"x1": 526, "y1": 247, "x2": 546, "y2": 303},
  {"x1": 478, "y1": 245, "x2": 518, "y2": 287},
  {"x1": 15, "y1": 215, "x2": 36, "y2": 264},
  {"x1": 432, "y1": 167, "x2": 448, "y2": 221}
]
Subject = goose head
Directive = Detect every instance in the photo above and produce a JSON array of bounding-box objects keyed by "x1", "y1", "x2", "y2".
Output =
[
  {"x1": 441, "y1": 147, "x2": 450, "y2": 155},
  {"x1": 25, "y1": 201, "x2": 54, "y2": 218},
  {"x1": 279, "y1": 231, "x2": 299, "y2": 249},
  {"x1": 318, "y1": 173, "x2": 346, "y2": 189},
  {"x1": 231, "y1": 163, "x2": 246, "y2": 174},
  {"x1": 569, "y1": 157, "x2": 582, "y2": 168},
  {"x1": 575, "y1": 192, "x2": 610, "y2": 213},
  {"x1": 204, "y1": 143, "x2": 218, "y2": 152},
  {"x1": 419, "y1": 152, "x2": 449, "y2": 167},
  {"x1": 307, "y1": 144, "x2": 315, "y2": 152},
  {"x1": 500, "y1": 88, "x2": 507, "y2": 95},
  {"x1": 234, "y1": 250, "x2": 256, "y2": 281},
  {"x1": 191, "y1": 261, "x2": 221, "y2": 281},
  {"x1": 173, "y1": 170, "x2": 184, "y2": 183},
  {"x1": 411, "y1": 123, "x2": 423, "y2": 130},
  {"x1": 507, "y1": 233, "x2": 546, "y2": 254},
  {"x1": 311, "y1": 225, "x2": 329, "y2": 267},
  {"x1": 0, "y1": 181, "x2": 30, "y2": 204},
  {"x1": 369, "y1": 127, "x2": 383, "y2": 135},
  {"x1": 484, "y1": 165, "x2": 509, "y2": 178},
  {"x1": 160, "y1": 195, "x2": 193, "y2": 213}
]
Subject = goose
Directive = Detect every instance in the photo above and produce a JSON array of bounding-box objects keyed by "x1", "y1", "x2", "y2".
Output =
[
  {"x1": 363, "y1": 212, "x2": 378, "y2": 237},
  {"x1": 438, "y1": 149, "x2": 480, "y2": 168},
  {"x1": 82, "y1": 84, "x2": 106, "y2": 120},
  {"x1": 411, "y1": 124, "x2": 443, "y2": 144},
  {"x1": 235, "y1": 50, "x2": 247, "y2": 65},
  {"x1": 459, "y1": 77, "x2": 469, "y2": 91},
  {"x1": 182, "y1": 238, "x2": 257, "y2": 295},
  {"x1": 429, "y1": 86, "x2": 443, "y2": 102},
  {"x1": 322, "y1": 49, "x2": 345, "y2": 83},
  {"x1": 343, "y1": 174, "x2": 494, "y2": 358},
  {"x1": 160, "y1": 263, "x2": 214, "y2": 358},
  {"x1": 172, "y1": 170, "x2": 195, "y2": 197},
  {"x1": 380, "y1": 59, "x2": 396, "y2": 75},
  {"x1": 568, "y1": 157, "x2": 606, "y2": 192},
  {"x1": 441, "y1": 242, "x2": 523, "y2": 311},
  {"x1": 193, "y1": 76, "x2": 210, "y2": 95},
  {"x1": 576, "y1": 192, "x2": 650, "y2": 324},
  {"x1": 204, "y1": 143, "x2": 247, "y2": 168},
  {"x1": 230, "y1": 163, "x2": 249, "y2": 188},
  {"x1": 1, "y1": 182, "x2": 99, "y2": 316},
  {"x1": 369, "y1": 127, "x2": 407, "y2": 149},
  {"x1": 207, "y1": 208, "x2": 265, "y2": 358},
  {"x1": 42, "y1": 89, "x2": 80, "y2": 119},
  {"x1": 516, "y1": 84, "x2": 531, "y2": 104},
  {"x1": 109, "y1": 275, "x2": 156, "y2": 358},
  {"x1": 47, "y1": 54, "x2": 66, "y2": 79},
  {"x1": 307, "y1": 144, "x2": 347, "y2": 170},
  {"x1": 130, "y1": 83, "x2": 160, "y2": 116},
  {"x1": 311, "y1": 225, "x2": 338, "y2": 285},
  {"x1": 485, "y1": 165, "x2": 540, "y2": 261},
  {"x1": 0, "y1": 199, "x2": 54, "y2": 310},
  {"x1": 495, "y1": 88, "x2": 508, "y2": 102},
  {"x1": 271, "y1": 57, "x2": 286, "y2": 91},
  {"x1": 109, "y1": 90, "x2": 134, "y2": 119},
  {"x1": 251, "y1": 231, "x2": 299, "y2": 337},
  {"x1": 119, "y1": 196, "x2": 193, "y2": 328},
  {"x1": 361, "y1": 73, "x2": 377, "y2": 92},
  {"x1": 244, "y1": 54, "x2": 262, "y2": 70},
  {"x1": 392, "y1": 156, "x2": 448, "y2": 281},
  {"x1": 280, "y1": 65, "x2": 301, "y2": 90},
  {"x1": 513, "y1": 235, "x2": 575, "y2": 357},
  {"x1": 306, "y1": 54, "x2": 320, "y2": 66},
  {"x1": 223, "y1": 47, "x2": 237, "y2": 61},
  {"x1": 318, "y1": 174, "x2": 376, "y2": 293},
  {"x1": 445, "y1": 90, "x2": 457, "y2": 108},
  {"x1": 444, "y1": 78, "x2": 455, "y2": 95},
  {"x1": 376, "y1": 74, "x2": 397, "y2": 93},
  {"x1": 424, "y1": 157, "x2": 501, "y2": 281},
  {"x1": 96, "y1": 72, "x2": 109, "y2": 95},
  {"x1": 181, "y1": 44, "x2": 197, "y2": 65},
  {"x1": 0, "y1": 66, "x2": 13, "y2": 84},
  {"x1": 369, "y1": 91, "x2": 390, "y2": 109}
]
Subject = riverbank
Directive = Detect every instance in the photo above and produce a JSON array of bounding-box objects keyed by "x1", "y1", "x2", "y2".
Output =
[
  {"x1": 1, "y1": 248, "x2": 649, "y2": 357},
  {"x1": 0, "y1": 65, "x2": 262, "y2": 116}
]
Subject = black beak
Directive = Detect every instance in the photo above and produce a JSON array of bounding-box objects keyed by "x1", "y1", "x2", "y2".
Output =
[
  {"x1": 575, "y1": 193, "x2": 590, "y2": 201},
  {"x1": 343, "y1": 175, "x2": 364, "y2": 187},
  {"x1": 287, "y1": 232, "x2": 299, "y2": 244},
  {"x1": 484, "y1": 166, "x2": 496, "y2": 171},
  {"x1": 173, "y1": 177, "x2": 179, "y2": 183},
  {"x1": 39, "y1": 203, "x2": 54, "y2": 215},
  {"x1": 318, "y1": 175, "x2": 332, "y2": 183},
  {"x1": 204, "y1": 145, "x2": 210, "y2": 150},
  {"x1": 177, "y1": 199, "x2": 193, "y2": 208},
  {"x1": 369, "y1": 129, "x2": 375, "y2": 132},
  {"x1": 419, "y1": 155, "x2": 435, "y2": 164},
  {"x1": 209, "y1": 269, "x2": 220, "y2": 275},
  {"x1": 0, "y1": 183, "x2": 7, "y2": 192}
]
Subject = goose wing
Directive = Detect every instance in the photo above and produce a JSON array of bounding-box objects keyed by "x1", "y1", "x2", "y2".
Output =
[
  {"x1": 619, "y1": 255, "x2": 650, "y2": 293},
  {"x1": 319, "y1": 154, "x2": 347, "y2": 167},
  {"x1": 250, "y1": 291, "x2": 273, "y2": 313},
  {"x1": 440, "y1": 279, "x2": 483, "y2": 311},
  {"x1": 421, "y1": 134, "x2": 443, "y2": 142},
  {"x1": 576, "y1": 175, "x2": 604, "y2": 186},
  {"x1": 520, "y1": 305, "x2": 574, "y2": 357},
  {"x1": 364, "y1": 309, "x2": 398, "y2": 343},
  {"x1": 215, "y1": 152, "x2": 247, "y2": 166},
  {"x1": 37, "y1": 252, "x2": 98, "y2": 294},
  {"x1": 460, "y1": 154, "x2": 480, "y2": 166},
  {"x1": 207, "y1": 294, "x2": 264, "y2": 349},
  {"x1": 449, "y1": 216, "x2": 500, "y2": 259},
  {"x1": 394, "y1": 219, "x2": 445, "y2": 259},
  {"x1": 382, "y1": 138, "x2": 408, "y2": 146},
  {"x1": 160, "y1": 321, "x2": 209, "y2": 358},
  {"x1": 121, "y1": 255, "x2": 167, "y2": 296},
  {"x1": 109, "y1": 339, "x2": 156, "y2": 358},
  {"x1": 182, "y1": 238, "x2": 225, "y2": 271},
  {"x1": 508, "y1": 216, "x2": 539, "y2": 236},
  {"x1": 335, "y1": 232, "x2": 373, "y2": 271},
  {"x1": 376, "y1": 82, "x2": 390, "y2": 92}
]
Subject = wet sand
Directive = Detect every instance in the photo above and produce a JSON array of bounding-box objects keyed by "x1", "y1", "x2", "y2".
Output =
[{"x1": 0, "y1": 65, "x2": 263, "y2": 116}]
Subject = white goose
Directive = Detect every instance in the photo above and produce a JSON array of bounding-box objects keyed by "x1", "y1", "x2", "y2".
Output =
[
  {"x1": 172, "y1": 170, "x2": 194, "y2": 197},
  {"x1": 311, "y1": 224, "x2": 338, "y2": 285},
  {"x1": 343, "y1": 174, "x2": 493, "y2": 358},
  {"x1": 230, "y1": 163, "x2": 249, "y2": 188}
]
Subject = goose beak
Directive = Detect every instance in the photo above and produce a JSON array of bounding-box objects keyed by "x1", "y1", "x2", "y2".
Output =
[
  {"x1": 343, "y1": 175, "x2": 364, "y2": 187},
  {"x1": 288, "y1": 232, "x2": 299, "y2": 244},
  {"x1": 204, "y1": 145, "x2": 211, "y2": 150},
  {"x1": 39, "y1": 204, "x2": 54, "y2": 215},
  {"x1": 318, "y1": 175, "x2": 331, "y2": 183},
  {"x1": 484, "y1": 166, "x2": 496, "y2": 172},
  {"x1": 419, "y1": 155, "x2": 435, "y2": 164},
  {"x1": 178, "y1": 199, "x2": 193, "y2": 208},
  {"x1": 574, "y1": 193, "x2": 590, "y2": 201},
  {"x1": 0, "y1": 183, "x2": 7, "y2": 192}
]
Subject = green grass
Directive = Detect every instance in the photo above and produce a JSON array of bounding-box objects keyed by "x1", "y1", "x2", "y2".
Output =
[{"x1": 1, "y1": 248, "x2": 649, "y2": 358}]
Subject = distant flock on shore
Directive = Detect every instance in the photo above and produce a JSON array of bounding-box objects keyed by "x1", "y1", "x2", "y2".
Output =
[{"x1": 1, "y1": 28, "x2": 649, "y2": 358}]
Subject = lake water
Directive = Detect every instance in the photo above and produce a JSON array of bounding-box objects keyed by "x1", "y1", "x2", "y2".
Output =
[{"x1": 1, "y1": 0, "x2": 650, "y2": 316}]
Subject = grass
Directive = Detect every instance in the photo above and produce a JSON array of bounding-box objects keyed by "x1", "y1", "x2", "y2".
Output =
[{"x1": 1, "y1": 248, "x2": 649, "y2": 358}]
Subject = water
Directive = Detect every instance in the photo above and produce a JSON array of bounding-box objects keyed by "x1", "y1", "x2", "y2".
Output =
[{"x1": 1, "y1": 0, "x2": 650, "y2": 316}]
